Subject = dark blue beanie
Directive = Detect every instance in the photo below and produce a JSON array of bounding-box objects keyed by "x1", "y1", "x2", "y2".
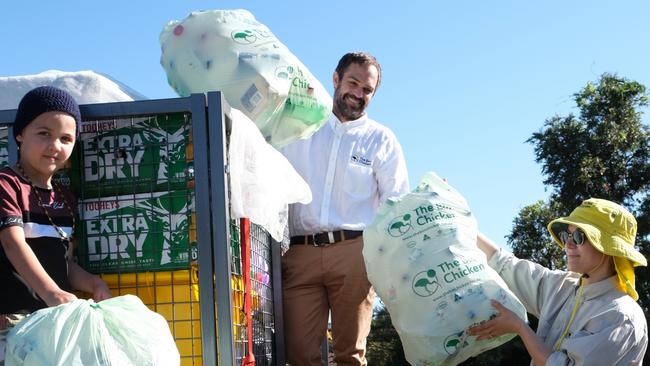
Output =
[{"x1": 13, "y1": 86, "x2": 81, "y2": 143}]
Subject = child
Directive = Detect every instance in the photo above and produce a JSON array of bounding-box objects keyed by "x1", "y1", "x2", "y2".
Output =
[{"x1": 0, "y1": 86, "x2": 111, "y2": 363}]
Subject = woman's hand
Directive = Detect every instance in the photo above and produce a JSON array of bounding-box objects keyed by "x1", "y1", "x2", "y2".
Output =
[{"x1": 467, "y1": 300, "x2": 526, "y2": 340}]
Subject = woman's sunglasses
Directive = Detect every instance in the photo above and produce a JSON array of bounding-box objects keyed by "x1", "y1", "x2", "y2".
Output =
[{"x1": 558, "y1": 229, "x2": 586, "y2": 246}]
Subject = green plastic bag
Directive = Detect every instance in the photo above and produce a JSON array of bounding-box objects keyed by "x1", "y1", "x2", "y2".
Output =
[{"x1": 5, "y1": 295, "x2": 179, "y2": 366}]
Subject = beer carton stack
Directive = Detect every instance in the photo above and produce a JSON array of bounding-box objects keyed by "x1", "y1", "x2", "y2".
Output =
[
  {"x1": 72, "y1": 113, "x2": 202, "y2": 365},
  {"x1": 0, "y1": 127, "x2": 8, "y2": 168}
]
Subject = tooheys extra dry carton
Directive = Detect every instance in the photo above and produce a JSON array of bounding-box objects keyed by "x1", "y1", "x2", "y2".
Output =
[
  {"x1": 77, "y1": 190, "x2": 197, "y2": 273},
  {"x1": 0, "y1": 127, "x2": 8, "y2": 168},
  {"x1": 72, "y1": 113, "x2": 194, "y2": 197}
]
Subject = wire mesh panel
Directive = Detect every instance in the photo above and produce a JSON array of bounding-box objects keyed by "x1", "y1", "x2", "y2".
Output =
[
  {"x1": 249, "y1": 223, "x2": 275, "y2": 365},
  {"x1": 231, "y1": 219, "x2": 276, "y2": 365},
  {"x1": 0, "y1": 126, "x2": 8, "y2": 168}
]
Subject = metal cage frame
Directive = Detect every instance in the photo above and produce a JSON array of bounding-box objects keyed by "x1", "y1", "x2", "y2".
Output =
[{"x1": 0, "y1": 92, "x2": 286, "y2": 366}]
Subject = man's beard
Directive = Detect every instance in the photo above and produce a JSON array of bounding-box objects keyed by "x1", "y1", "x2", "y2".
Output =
[{"x1": 333, "y1": 92, "x2": 366, "y2": 121}]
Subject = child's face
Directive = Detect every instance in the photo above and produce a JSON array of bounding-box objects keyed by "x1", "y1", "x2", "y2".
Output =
[{"x1": 15, "y1": 111, "x2": 76, "y2": 183}]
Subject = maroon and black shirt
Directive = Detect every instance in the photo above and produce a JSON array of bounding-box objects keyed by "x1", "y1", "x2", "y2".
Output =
[{"x1": 0, "y1": 167, "x2": 75, "y2": 313}]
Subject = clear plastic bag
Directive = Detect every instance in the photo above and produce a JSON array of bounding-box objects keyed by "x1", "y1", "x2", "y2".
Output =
[
  {"x1": 228, "y1": 108, "x2": 312, "y2": 241},
  {"x1": 363, "y1": 172, "x2": 527, "y2": 366},
  {"x1": 160, "y1": 9, "x2": 332, "y2": 148},
  {"x1": 5, "y1": 295, "x2": 179, "y2": 366}
]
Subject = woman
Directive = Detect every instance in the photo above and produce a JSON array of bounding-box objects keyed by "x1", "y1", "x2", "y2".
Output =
[{"x1": 468, "y1": 198, "x2": 647, "y2": 365}]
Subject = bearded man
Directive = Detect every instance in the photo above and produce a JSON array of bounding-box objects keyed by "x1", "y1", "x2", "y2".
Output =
[{"x1": 281, "y1": 52, "x2": 409, "y2": 365}]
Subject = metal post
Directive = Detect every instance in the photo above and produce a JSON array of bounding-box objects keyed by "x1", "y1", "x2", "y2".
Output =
[
  {"x1": 206, "y1": 91, "x2": 236, "y2": 365},
  {"x1": 191, "y1": 93, "x2": 220, "y2": 366}
]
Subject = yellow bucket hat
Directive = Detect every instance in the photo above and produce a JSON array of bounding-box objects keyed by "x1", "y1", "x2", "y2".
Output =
[{"x1": 548, "y1": 198, "x2": 647, "y2": 300}]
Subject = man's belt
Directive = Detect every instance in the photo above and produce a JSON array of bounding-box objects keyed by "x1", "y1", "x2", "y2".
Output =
[{"x1": 290, "y1": 230, "x2": 363, "y2": 246}]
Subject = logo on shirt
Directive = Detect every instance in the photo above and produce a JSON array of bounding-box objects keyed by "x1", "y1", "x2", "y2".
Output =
[
  {"x1": 42, "y1": 201, "x2": 65, "y2": 209},
  {"x1": 351, "y1": 154, "x2": 372, "y2": 167}
]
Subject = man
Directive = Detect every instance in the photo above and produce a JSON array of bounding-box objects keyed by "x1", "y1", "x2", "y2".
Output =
[{"x1": 281, "y1": 52, "x2": 409, "y2": 365}]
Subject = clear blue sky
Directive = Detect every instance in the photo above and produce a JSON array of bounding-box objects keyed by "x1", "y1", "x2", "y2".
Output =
[{"x1": 3, "y1": 1, "x2": 649, "y2": 246}]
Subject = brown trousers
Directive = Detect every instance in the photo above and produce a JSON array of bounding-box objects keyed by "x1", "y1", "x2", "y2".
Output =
[{"x1": 282, "y1": 236, "x2": 375, "y2": 366}]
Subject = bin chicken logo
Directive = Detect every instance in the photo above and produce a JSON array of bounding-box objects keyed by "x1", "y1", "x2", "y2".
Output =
[
  {"x1": 412, "y1": 269, "x2": 441, "y2": 297},
  {"x1": 387, "y1": 213, "x2": 413, "y2": 237},
  {"x1": 444, "y1": 331, "x2": 469, "y2": 355},
  {"x1": 231, "y1": 29, "x2": 257, "y2": 44}
]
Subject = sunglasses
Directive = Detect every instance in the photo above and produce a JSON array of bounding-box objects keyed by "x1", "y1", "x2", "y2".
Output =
[{"x1": 558, "y1": 229, "x2": 586, "y2": 246}]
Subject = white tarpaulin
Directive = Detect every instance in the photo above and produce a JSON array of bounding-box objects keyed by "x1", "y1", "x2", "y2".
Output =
[{"x1": 0, "y1": 70, "x2": 146, "y2": 110}]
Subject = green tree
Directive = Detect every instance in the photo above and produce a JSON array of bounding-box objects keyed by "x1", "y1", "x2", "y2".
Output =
[
  {"x1": 512, "y1": 73, "x2": 650, "y2": 309},
  {"x1": 366, "y1": 305, "x2": 409, "y2": 366}
]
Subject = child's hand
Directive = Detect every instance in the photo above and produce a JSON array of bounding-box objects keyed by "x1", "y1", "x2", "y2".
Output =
[
  {"x1": 92, "y1": 278, "x2": 112, "y2": 302},
  {"x1": 43, "y1": 289, "x2": 78, "y2": 307}
]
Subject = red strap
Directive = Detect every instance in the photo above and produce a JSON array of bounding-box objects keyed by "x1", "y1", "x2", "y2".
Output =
[{"x1": 240, "y1": 218, "x2": 255, "y2": 366}]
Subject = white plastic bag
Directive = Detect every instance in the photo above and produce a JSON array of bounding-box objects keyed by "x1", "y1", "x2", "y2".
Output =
[
  {"x1": 5, "y1": 295, "x2": 179, "y2": 366},
  {"x1": 160, "y1": 9, "x2": 332, "y2": 148},
  {"x1": 228, "y1": 108, "x2": 312, "y2": 241},
  {"x1": 363, "y1": 172, "x2": 527, "y2": 366}
]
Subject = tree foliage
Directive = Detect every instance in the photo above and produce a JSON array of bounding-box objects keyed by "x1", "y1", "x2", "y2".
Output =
[
  {"x1": 526, "y1": 74, "x2": 649, "y2": 210},
  {"x1": 366, "y1": 305, "x2": 409, "y2": 366},
  {"x1": 507, "y1": 200, "x2": 565, "y2": 269},
  {"x1": 514, "y1": 73, "x2": 650, "y2": 309}
]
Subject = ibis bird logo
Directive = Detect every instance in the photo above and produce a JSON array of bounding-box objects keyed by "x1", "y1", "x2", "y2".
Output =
[
  {"x1": 387, "y1": 213, "x2": 413, "y2": 237},
  {"x1": 412, "y1": 269, "x2": 440, "y2": 297}
]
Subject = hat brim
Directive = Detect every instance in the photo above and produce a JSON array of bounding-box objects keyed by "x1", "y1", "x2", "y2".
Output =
[{"x1": 548, "y1": 217, "x2": 646, "y2": 267}]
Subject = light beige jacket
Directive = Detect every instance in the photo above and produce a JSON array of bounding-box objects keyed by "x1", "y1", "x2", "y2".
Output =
[{"x1": 490, "y1": 249, "x2": 647, "y2": 366}]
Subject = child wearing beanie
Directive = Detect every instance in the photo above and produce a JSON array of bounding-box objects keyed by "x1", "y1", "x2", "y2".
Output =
[{"x1": 0, "y1": 86, "x2": 111, "y2": 363}]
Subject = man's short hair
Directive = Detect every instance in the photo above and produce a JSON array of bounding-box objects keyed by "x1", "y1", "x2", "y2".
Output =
[{"x1": 335, "y1": 52, "x2": 382, "y2": 91}]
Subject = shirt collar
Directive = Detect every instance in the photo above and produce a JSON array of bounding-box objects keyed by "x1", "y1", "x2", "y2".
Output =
[
  {"x1": 329, "y1": 113, "x2": 368, "y2": 131},
  {"x1": 582, "y1": 275, "x2": 619, "y2": 300}
]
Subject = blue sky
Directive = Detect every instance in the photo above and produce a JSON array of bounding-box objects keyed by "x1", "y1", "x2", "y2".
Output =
[{"x1": 3, "y1": 1, "x2": 649, "y2": 246}]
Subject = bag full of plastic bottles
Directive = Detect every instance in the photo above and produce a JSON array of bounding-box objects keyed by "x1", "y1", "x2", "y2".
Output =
[
  {"x1": 363, "y1": 172, "x2": 527, "y2": 366},
  {"x1": 160, "y1": 9, "x2": 332, "y2": 148}
]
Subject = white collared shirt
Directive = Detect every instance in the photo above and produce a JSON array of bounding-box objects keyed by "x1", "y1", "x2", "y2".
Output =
[{"x1": 281, "y1": 113, "x2": 409, "y2": 236}]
